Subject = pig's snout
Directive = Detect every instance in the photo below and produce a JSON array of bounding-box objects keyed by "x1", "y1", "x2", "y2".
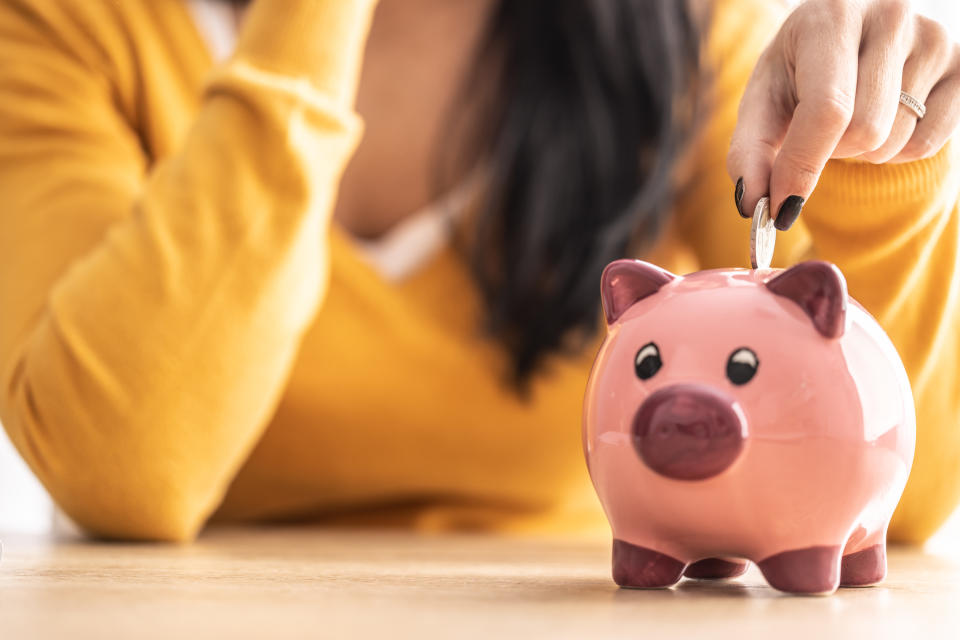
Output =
[{"x1": 632, "y1": 384, "x2": 746, "y2": 481}]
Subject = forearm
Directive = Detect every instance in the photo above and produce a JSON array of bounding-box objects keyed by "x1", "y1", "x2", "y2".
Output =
[{"x1": 0, "y1": 0, "x2": 377, "y2": 541}]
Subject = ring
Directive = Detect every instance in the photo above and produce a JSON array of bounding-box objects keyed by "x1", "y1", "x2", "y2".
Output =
[{"x1": 899, "y1": 90, "x2": 927, "y2": 119}]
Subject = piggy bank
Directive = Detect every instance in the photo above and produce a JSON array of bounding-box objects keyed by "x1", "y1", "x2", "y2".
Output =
[{"x1": 583, "y1": 260, "x2": 915, "y2": 595}]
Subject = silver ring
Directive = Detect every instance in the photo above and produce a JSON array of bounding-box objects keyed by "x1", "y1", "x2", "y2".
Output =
[{"x1": 899, "y1": 90, "x2": 927, "y2": 119}]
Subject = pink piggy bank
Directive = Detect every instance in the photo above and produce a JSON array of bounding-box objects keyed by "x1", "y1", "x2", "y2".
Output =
[{"x1": 583, "y1": 260, "x2": 915, "y2": 595}]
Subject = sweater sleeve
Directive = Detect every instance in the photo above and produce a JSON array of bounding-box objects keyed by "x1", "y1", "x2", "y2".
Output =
[
  {"x1": 0, "y1": 0, "x2": 376, "y2": 541},
  {"x1": 804, "y1": 147, "x2": 960, "y2": 544},
  {"x1": 675, "y1": 0, "x2": 960, "y2": 543}
]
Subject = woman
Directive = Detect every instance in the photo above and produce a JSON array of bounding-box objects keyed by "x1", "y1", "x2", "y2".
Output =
[{"x1": 0, "y1": 0, "x2": 957, "y2": 543}]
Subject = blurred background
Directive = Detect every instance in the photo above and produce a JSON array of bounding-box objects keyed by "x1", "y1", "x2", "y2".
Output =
[{"x1": 1, "y1": 0, "x2": 959, "y2": 546}]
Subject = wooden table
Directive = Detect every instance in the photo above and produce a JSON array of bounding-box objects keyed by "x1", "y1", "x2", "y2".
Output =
[{"x1": 0, "y1": 526, "x2": 957, "y2": 639}]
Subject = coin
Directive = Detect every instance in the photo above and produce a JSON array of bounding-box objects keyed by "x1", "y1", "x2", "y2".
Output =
[{"x1": 750, "y1": 196, "x2": 776, "y2": 269}]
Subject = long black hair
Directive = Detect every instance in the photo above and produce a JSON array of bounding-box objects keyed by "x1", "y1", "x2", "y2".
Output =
[
  {"x1": 222, "y1": 0, "x2": 703, "y2": 387},
  {"x1": 455, "y1": 1, "x2": 702, "y2": 386}
]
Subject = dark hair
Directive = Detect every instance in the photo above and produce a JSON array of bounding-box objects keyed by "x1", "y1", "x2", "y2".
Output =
[
  {"x1": 221, "y1": 0, "x2": 703, "y2": 388},
  {"x1": 455, "y1": 1, "x2": 702, "y2": 386}
]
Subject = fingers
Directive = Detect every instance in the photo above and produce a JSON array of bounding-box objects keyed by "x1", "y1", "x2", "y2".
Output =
[
  {"x1": 768, "y1": 13, "x2": 860, "y2": 229},
  {"x1": 832, "y1": 1, "x2": 911, "y2": 159},
  {"x1": 863, "y1": 16, "x2": 960, "y2": 164},
  {"x1": 726, "y1": 58, "x2": 789, "y2": 219},
  {"x1": 858, "y1": 103, "x2": 920, "y2": 163},
  {"x1": 891, "y1": 70, "x2": 960, "y2": 162},
  {"x1": 862, "y1": 15, "x2": 955, "y2": 163}
]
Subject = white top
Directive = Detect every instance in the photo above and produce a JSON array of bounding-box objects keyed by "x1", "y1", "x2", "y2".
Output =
[
  {"x1": 186, "y1": 0, "x2": 236, "y2": 61},
  {"x1": 185, "y1": 0, "x2": 463, "y2": 282}
]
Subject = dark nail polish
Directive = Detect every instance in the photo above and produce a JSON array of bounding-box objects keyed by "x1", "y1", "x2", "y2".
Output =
[
  {"x1": 775, "y1": 195, "x2": 805, "y2": 231},
  {"x1": 734, "y1": 177, "x2": 747, "y2": 217}
]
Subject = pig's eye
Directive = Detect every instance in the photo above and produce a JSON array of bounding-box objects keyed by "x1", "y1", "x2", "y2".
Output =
[
  {"x1": 635, "y1": 342, "x2": 662, "y2": 380},
  {"x1": 726, "y1": 347, "x2": 759, "y2": 385}
]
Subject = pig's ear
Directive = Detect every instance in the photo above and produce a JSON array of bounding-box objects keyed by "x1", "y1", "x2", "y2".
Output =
[
  {"x1": 600, "y1": 260, "x2": 677, "y2": 325},
  {"x1": 766, "y1": 261, "x2": 848, "y2": 338}
]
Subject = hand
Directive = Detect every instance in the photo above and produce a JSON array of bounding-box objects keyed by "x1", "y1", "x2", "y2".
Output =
[{"x1": 727, "y1": 0, "x2": 960, "y2": 230}]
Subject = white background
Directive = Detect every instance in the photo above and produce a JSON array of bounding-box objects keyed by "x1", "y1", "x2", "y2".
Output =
[{"x1": 1, "y1": 0, "x2": 959, "y2": 543}]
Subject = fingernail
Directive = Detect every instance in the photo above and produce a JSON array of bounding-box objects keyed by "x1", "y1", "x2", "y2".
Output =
[
  {"x1": 734, "y1": 177, "x2": 747, "y2": 217},
  {"x1": 774, "y1": 195, "x2": 805, "y2": 231}
]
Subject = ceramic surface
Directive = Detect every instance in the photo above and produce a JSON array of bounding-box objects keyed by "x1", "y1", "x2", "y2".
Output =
[{"x1": 583, "y1": 260, "x2": 916, "y2": 594}]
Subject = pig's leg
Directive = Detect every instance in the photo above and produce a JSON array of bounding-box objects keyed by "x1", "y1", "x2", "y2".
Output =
[
  {"x1": 840, "y1": 541, "x2": 887, "y2": 587},
  {"x1": 612, "y1": 539, "x2": 686, "y2": 588},
  {"x1": 757, "y1": 545, "x2": 842, "y2": 595},
  {"x1": 684, "y1": 558, "x2": 749, "y2": 580}
]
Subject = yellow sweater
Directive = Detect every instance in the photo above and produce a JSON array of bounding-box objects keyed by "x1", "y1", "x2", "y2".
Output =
[{"x1": 0, "y1": 0, "x2": 957, "y2": 543}]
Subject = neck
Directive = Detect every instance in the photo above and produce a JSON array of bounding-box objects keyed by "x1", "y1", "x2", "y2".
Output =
[{"x1": 332, "y1": 0, "x2": 497, "y2": 239}]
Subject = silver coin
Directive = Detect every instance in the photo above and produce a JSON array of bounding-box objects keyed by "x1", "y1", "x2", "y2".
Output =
[{"x1": 750, "y1": 196, "x2": 776, "y2": 269}]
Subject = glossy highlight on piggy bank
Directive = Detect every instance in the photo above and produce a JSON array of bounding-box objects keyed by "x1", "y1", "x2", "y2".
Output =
[{"x1": 582, "y1": 260, "x2": 915, "y2": 595}]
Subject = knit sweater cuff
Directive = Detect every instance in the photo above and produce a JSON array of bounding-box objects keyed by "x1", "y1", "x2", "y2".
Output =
[
  {"x1": 234, "y1": 0, "x2": 378, "y2": 108},
  {"x1": 806, "y1": 140, "x2": 960, "y2": 232}
]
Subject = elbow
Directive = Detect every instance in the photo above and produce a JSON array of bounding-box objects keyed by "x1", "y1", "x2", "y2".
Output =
[
  {"x1": 83, "y1": 501, "x2": 207, "y2": 544},
  {"x1": 45, "y1": 468, "x2": 212, "y2": 543},
  {"x1": 0, "y1": 352, "x2": 216, "y2": 542},
  {"x1": 1, "y1": 382, "x2": 212, "y2": 542},
  {"x1": 2, "y1": 416, "x2": 211, "y2": 542}
]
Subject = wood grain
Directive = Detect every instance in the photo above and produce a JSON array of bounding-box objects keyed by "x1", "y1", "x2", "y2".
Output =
[{"x1": 0, "y1": 527, "x2": 957, "y2": 639}]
